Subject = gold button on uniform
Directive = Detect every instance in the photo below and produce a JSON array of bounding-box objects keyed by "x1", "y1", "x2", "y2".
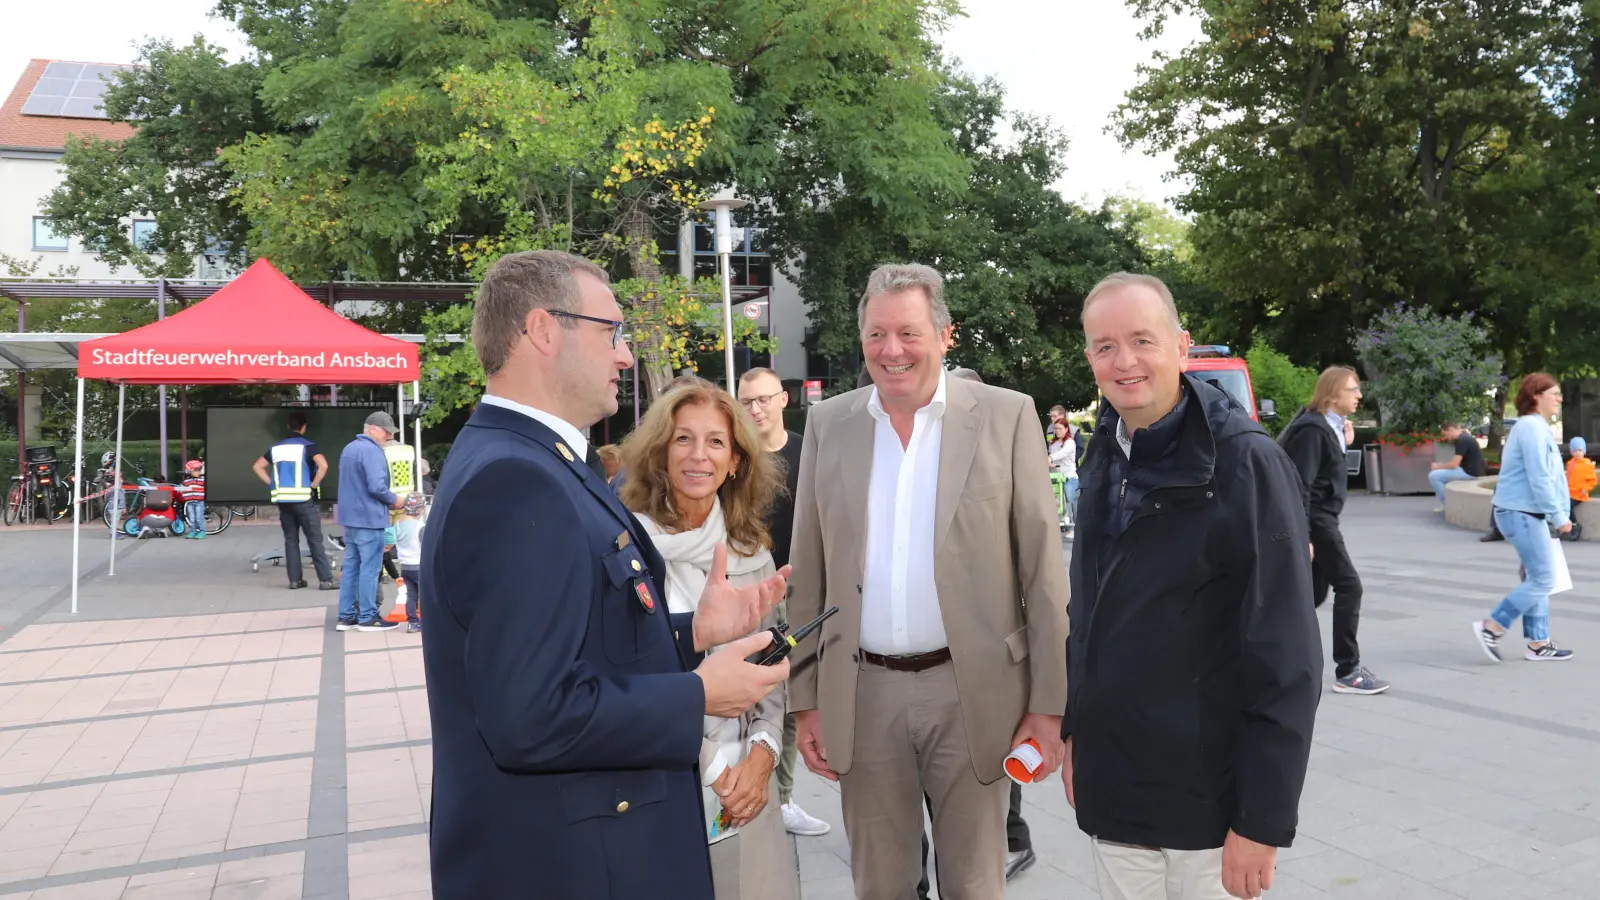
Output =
[
  {"x1": 631, "y1": 560, "x2": 642, "y2": 572},
  {"x1": 616, "y1": 801, "x2": 630, "y2": 814}
]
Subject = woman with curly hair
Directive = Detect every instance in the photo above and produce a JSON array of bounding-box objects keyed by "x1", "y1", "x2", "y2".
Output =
[{"x1": 618, "y1": 377, "x2": 799, "y2": 900}]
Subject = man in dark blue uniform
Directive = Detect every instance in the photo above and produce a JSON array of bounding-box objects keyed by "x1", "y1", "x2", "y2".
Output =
[{"x1": 421, "y1": 250, "x2": 791, "y2": 900}]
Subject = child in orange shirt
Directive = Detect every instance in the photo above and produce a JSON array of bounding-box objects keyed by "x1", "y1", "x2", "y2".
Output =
[{"x1": 1567, "y1": 437, "x2": 1596, "y2": 509}]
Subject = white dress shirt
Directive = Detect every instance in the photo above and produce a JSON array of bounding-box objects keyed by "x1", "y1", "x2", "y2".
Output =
[
  {"x1": 859, "y1": 371, "x2": 950, "y2": 655},
  {"x1": 1324, "y1": 410, "x2": 1347, "y2": 451},
  {"x1": 478, "y1": 394, "x2": 589, "y2": 459}
]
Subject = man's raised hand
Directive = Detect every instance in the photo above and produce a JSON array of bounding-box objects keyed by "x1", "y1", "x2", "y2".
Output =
[{"x1": 693, "y1": 543, "x2": 791, "y2": 652}]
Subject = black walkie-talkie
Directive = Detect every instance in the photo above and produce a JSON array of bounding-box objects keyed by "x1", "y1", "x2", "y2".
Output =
[{"x1": 746, "y1": 607, "x2": 840, "y2": 665}]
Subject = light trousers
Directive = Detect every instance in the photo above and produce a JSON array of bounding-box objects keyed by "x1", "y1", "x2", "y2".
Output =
[{"x1": 1092, "y1": 840, "x2": 1231, "y2": 900}]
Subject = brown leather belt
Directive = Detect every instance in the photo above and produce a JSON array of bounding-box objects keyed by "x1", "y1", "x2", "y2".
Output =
[{"x1": 860, "y1": 647, "x2": 952, "y2": 672}]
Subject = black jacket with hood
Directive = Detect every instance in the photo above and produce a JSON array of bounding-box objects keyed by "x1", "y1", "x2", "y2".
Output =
[
  {"x1": 1278, "y1": 407, "x2": 1348, "y2": 524},
  {"x1": 1064, "y1": 374, "x2": 1322, "y2": 851}
]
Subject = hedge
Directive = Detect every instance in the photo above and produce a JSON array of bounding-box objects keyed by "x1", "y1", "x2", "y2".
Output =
[{"x1": 2, "y1": 440, "x2": 204, "y2": 480}]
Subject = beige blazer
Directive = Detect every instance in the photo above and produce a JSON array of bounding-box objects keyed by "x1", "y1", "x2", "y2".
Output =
[{"x1": 787, "y1": 376, "x2": 1070, "y2": 783}]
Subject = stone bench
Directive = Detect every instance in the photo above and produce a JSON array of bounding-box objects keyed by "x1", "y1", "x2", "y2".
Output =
[{"x1": 1443, "y1": 475, "x2": 1600, "y2": 540}]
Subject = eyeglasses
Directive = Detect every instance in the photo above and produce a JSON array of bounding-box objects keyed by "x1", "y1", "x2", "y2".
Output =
[
  {"x1": 528, "y1": 311, "x2": 627, "y2": 349},
  {"x1": 739, "y1": 391, "x2": 784, "y2": 410}
]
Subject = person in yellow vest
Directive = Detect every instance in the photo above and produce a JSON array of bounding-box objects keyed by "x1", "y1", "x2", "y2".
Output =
[
  {"x1": 384, "y1": 432, "x2": 418, "y2": 511},
  {"x1": 377, "y1": 430, "x2": 419, "y2": 609},
  {"x1": 253, "y1": 412, "x2": 336, "y2": 590}
]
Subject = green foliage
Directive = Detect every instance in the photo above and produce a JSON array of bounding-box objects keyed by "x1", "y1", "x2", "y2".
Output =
[
  {"x1": 1356, "y1": 305, "x2": 1502, "y2": 437},
  {"x1": 0, "y1": 440, "x2": 203, "y2": 479},
  {"x1": 1118, "y1": 0, "x2": 1600, "y2": 376},
  {"x1": 1244, "y1": 342, "x2": 1318, "y2": 436},
  {"x1": 788, "y1": 73, "x2": 1149, "y2": 411},
  {"x1": 1104, "y1": 196, "x2": 1192, "y2": 264},
  {"x1": 42, "y1": 39, "x2": 265, "y2": 278}
]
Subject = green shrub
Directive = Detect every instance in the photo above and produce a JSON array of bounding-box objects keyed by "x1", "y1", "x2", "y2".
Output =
[
  {"x1": 1246, "y1": 343, "x2": 1318, "y2": 437},
  {"x1": 0, "y1": 440, "x2": 203, "y2": 480},
  {"x1": 1356, "y1": 305, "x2": 1502, "y2": 437}
]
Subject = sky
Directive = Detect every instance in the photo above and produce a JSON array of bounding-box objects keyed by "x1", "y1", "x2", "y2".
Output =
[{"x1": 1, "y1": 0, "x2": 1198, "y2": 207}]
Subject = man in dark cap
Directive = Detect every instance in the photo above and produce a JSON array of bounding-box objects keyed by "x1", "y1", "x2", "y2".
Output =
[{"x1": 336, "y1": 411, "x2": 405, "y2": 631}]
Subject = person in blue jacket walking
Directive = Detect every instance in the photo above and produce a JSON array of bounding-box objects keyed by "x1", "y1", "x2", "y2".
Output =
[
  {"x1": 337, "y1": 412, "x2": 404, "y2": 631},
  {"x1": 1473, "y1": 373, "x2": 1575, "y2": 662}
]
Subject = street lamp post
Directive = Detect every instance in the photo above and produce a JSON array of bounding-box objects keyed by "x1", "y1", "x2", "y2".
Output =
[{"x1": 697, "y1": 192, "x2": 749, "y2": 392}]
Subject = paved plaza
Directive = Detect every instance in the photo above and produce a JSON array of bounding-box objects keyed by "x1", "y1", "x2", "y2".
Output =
[{"x1": 1, "y1": 496, "x2": 1600, "y2": 898}]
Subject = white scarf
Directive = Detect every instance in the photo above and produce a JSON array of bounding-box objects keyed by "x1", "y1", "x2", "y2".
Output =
[
  {"x1": 638, "y1": 497, "x2": 774, "y2": 788},
  {"x1": 638, "y1": 497, "x2": 773, "y2": 615}
]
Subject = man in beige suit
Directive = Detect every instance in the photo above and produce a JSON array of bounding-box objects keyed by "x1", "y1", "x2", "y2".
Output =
[{"x1": 787, "y1": 263, "x2": 1070, "y2": 900}]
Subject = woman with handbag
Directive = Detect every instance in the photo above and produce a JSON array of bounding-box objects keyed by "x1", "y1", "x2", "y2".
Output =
[{"x1": 1473, "y1": 373, "x2": 1575, "y2": 662}]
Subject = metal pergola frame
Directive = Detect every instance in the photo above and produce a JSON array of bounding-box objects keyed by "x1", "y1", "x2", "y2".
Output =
[{"x1": 1, "y1": 274, "x2": 773, "y2": 474}]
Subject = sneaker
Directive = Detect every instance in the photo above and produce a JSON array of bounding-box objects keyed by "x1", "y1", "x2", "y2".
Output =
[
  {"x1": 1432, "y1": 506, "x2": 1445, "y2": 514},
  {"x1": 1332, "y1": 667, "x2": 1391, "y2": 695},
  {"x1": 407, "y1": 622, "x2": 421, "y2": 634},
  {"x1": 1526, "y1": 641, "x2": 1574, "y2": 661},
  {"x1": 1481, "y1": 531, "x2": 1504, "y2": 542},
  {"x1": 356, "y1": 618, "x2": 400, "y2": 632},
  {"x1": 318, "y1": 581, "x2": 338, "y2": 591},
  {"x1": 1473, "y1": 621, "x2": 1503, "y2": 662},
  {"x1": 780, "y1": 802, "x2": 830, "y2": 836},
  {"x1": 335, "y1": 618, "x2": 357, "y2": 632},
  {"x1": 289, "y1": 580, "x2": 308, "y2": 590}
]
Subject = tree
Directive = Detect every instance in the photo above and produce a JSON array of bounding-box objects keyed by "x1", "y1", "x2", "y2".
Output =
[
  {"x1": 1245, "y1": 341, "x2": 1318, "y2": 436},
  {"x1": 1117, "y1": 0, "x2": 1599, "y2": 401},
  {"x1": 43, "y1": 0, "x2": 970, "y2": 418},
  {"x1": 787, "y1": 73, "x2": 1150, "y2": 412},
  {"x1": 1355, "y1": 304, "x2": 1502, "y2": 438},
  {"x1": 42, "y1": 39, "x2": 266, "y2": 278}
]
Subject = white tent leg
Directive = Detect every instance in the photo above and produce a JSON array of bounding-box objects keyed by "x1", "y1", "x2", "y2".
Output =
[
  {"x1": 396, "y1": 382, "x2": 405, "y2": 447},
  {"x1": 412, "y1": 381, "x2": 423, "y2": 488},
  {"x1": 110, "y1": 384, "x2": 125, "y2": 576},
  {"x1": 70, "y1": 377, "x2": 84, "y2": 616}
]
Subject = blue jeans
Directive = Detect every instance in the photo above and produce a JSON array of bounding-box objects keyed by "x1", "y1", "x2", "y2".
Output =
[
  {"x1": 1491, "y1": 508, "x2": 1553, "y2": 641},
  {"x1": 1429, "y1": 467, "x2": 1475, "y2": 506},
  {"x1": 339, "y1": 526, "x2": 386, "y2": 623},
  {"x1": 184, "y1": 500, "x2": 205, "y2": 534},
  {"x1": 1065, "y1": 476, "x2": 1079, "y2": 520}
]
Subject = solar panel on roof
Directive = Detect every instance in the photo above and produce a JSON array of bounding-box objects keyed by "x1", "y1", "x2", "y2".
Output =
[{"x1": 20, "y1": 63, "x2": 131, "y2": 120}]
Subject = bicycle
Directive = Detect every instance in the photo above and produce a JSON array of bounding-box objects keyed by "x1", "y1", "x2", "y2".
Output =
[
  {"x1": 5, "y1": 453, "x2": 74, "y2": 526},
  {"x1": 2, "y1": 477, "x2": 23, "y2": 526}
]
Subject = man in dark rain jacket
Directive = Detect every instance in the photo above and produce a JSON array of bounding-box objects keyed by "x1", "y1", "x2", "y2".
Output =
[{"x1": 1066, "y1": 273, "x2": 1322, "y2": 900}]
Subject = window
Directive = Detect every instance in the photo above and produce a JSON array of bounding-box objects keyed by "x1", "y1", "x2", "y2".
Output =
[
  {"x1": 1190, "y1": 369, "x2": 1255, "y2": 416},
  {"x1": 32, "y1": 217, "x2": 66, "y2": 251},
  {"x1": 132, "y1": 219, "x2": 157, "y2": 250}
]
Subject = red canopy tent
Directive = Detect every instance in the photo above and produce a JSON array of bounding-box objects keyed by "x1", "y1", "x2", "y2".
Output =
[
  {"x1": 69, "y1": 259, "x2": 423, "y2": 613},
  {"x1": 80, "y1": 259, "x2": 419, "y2": 384}
]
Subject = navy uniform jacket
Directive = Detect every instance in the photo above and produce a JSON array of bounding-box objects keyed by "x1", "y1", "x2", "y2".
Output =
[{"x1": 420, "y1": 403, "x2": 713, "y2": 899}]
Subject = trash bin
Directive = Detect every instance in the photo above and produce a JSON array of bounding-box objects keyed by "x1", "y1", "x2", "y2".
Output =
[{"x1": 1363, "y1": 443, "x2": 1383, "y2": 494}]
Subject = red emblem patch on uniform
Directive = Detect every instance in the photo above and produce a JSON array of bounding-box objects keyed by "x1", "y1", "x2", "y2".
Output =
[{"x1": 635, "y1": 581, "x2": 655, "y2": 612}]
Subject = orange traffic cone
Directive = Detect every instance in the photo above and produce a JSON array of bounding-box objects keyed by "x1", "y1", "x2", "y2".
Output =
[{"x1": 383, "y1": 579, "x2": 409, "y2": 623}]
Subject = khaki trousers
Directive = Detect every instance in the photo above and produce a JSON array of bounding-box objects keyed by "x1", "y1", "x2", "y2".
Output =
[
  {"x1": 839, "y1": 660, "x2": 1008, "y2": 900},
  {"x1": 1092, "y1": 840, "x2": 1232, "y2": 900}
]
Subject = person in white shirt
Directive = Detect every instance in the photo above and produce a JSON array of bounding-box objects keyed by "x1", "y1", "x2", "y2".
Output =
[
  {"x1": 1048, "y1": 419, "x2": 1079, "y2": 536},
  {"x1": 787, "y1": 263, "x2": 1070, "y2": 900}
]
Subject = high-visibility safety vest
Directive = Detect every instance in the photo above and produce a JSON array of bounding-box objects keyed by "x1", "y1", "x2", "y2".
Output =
[
  {"x1": 384, "y1": 443, "x2": 417, "y2": 496},
  {"x1": 269, "y1": 438, "x2": 315, "y2": 503}
]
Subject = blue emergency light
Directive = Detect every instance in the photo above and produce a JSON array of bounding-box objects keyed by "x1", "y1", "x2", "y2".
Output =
[{"x1": 1188, "y1": 344, "x2": 1232, "y2": 358}]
